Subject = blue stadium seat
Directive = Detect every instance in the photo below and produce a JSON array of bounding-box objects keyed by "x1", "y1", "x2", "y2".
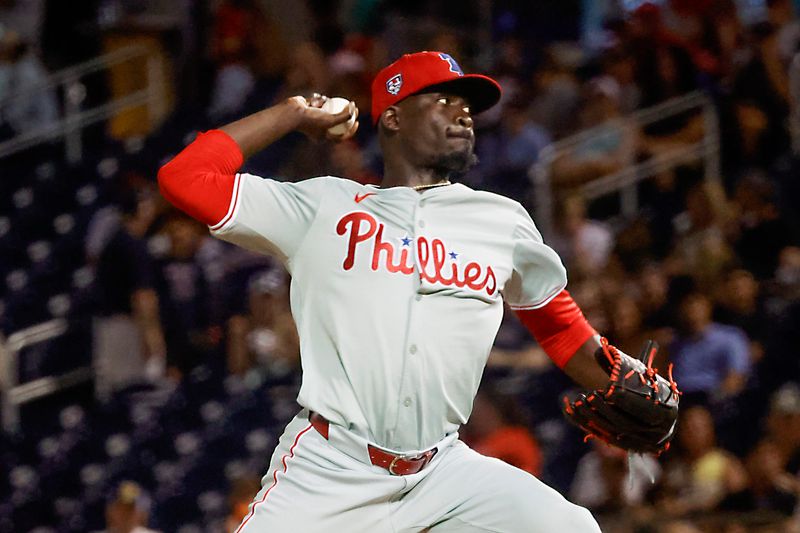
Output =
[
  {"x1": 244, "y1": 428, "x2": 273, "y2": 459},
  {"x1": 12, "y1": 187, "x2": 50, "y2": 242},
  {"x1": 197, "y1": 490, "x2": 226, "y2": 523},
  {"x1": 74, "y1": 184, "x2": 99, "y2": 211},
  {"x1": 0, "y1": 217, "x2": 24, "y2": 277},
  {"x1": 5, "y1": 270, "x2": 48, "y2": 330}
]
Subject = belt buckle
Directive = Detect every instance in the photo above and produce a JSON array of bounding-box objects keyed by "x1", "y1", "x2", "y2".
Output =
[
  {"x1": 388, "y1": 451, "x2": 429, "y2": 475},
  {"x1": 388, "y1": 454, "x2": 407, "y2": 475}
]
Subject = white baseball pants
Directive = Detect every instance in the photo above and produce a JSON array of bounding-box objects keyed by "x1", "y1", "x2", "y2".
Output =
[{"x1": 235, "y1": 410, "x2": 601, "y2": 532}]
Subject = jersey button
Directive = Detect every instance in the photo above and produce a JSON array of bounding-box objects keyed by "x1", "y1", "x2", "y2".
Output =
[
  {"x1": 403, "y1": 397, "x2": 412, "y2": 407},
  {"x1": 409, "y1": 344, "x2": 417, "y2": 354},
  {"x1": 415, "y1": 294, "x2": 422, "y2": 302},
  {"x1": 418, "y1": 220, "x2": 426, "y2": 228}
]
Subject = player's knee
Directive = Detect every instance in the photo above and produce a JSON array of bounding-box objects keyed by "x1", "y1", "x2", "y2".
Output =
[
  {"x1": 481, "y1": 459, "x2": 600, "y2": 532},
  {"x1": 511, "y1": 487, "x2": 599, "y2": 532},
  {"x1": 525, "y1": 500, "x2": 599, "y2": 532}
]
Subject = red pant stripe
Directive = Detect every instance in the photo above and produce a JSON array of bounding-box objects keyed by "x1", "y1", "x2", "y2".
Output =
[{"x1": 235, "y1": 423, "x2": 314, "y2": 532}]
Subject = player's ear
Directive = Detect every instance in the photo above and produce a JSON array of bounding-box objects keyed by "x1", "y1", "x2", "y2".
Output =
[{"x1": 380, "y1": 106, "x2": 400, "y2": 132}]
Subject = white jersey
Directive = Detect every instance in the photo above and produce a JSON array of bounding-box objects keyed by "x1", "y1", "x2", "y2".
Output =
[{"x1": 211, "y1": 174, "x2": 567, "y2": 451}]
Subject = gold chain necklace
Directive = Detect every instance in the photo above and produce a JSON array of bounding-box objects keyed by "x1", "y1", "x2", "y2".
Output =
[{"x1": 411, "y1": 181, "x2": 452, "y2": 191}]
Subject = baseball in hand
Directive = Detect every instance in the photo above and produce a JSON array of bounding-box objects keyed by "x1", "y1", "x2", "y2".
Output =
[{"x1": 321, "y1": 97, "x2": 356, "y2": 136}]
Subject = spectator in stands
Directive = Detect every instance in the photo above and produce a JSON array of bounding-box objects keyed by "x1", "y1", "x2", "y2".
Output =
[
  {"x1": 656, "y1": 405, "x2": 749, "y2": 516},
  {"x1": 86, "y1": 204, "x2": 123, "y2": 264},
  {"x1": 671, "y1": 182, "x2": 734, "y2": 287},
  {"x1": 529, "y1": 45, "x2": 581, "y2": 139},
  {"x1": 0, "y1": 0, "x2": 45, "y2": 49},
  {"x1": 632, "y1": 33, "x2": 704, "y2": 157},
  {"x1": 767, "y1": 0, "x2": 800, "y2": 65},
  {"x1": 568, "y1": 279, "x2": 611, "y2": 335},
  {"x1": 713, "y1": 268, "x2": 767, "y2": 361},
  {"x1": 638, "y1": 168, "x2": 686, "y2": 258},
  {"x1": 659, "y1": 0, "x2": 708, "y2": 46},
  {"x1": 471, "y1": 94, "x2": 551, "y2": 202},
  {"x1": 741, "y1": 439, "x2": 799, "y2": 516},
  {"x1": 761, "y1": 383, "x2": 800, "y2": 474},
  {"x1": 638, "y1": 262, "x2": 673, "y2": 330},
  {"x1": 485, "y1": 35, "x2": 529, "y2": 123},
  {"x1": 0, "y1": 25, "x2": 58, "y2": 137},
  {"x1": 156, "y1": 213, "x2": 216, "y2": 380},
  {"x1": 463, "y1": 388, "x2": 542, "y2": 476},
  {"x1": 208, "y1": 0, "x2": 276, "y2": 120},
  {"x1": 731, "y1": 173, "x2": 797, "y2": 280},
  {"x1": 96, "y1": 480, "x2": 161, "y2": 533},
  {"x1": 692, "y1": 0, "x2": 743, "y2": 81},
  {"x1": 571, "y1": 438, "x2": 661, "y2": 516},
  {"x1": 549, "y1": 193, "x2": 614, "y2": 278},
  {"x1": 791, "y1": 51, "x2": 800, "y2": 156},
  {"x1": 271, "y1": 41, "x2": 339, "y2": 180},
  {"x1": 598, "y1": 45, "x2": 640, "y2": 114},
  {"x1": 606, "y1": 294, "x2": 654, "y2": 358},
  {"x1": 659, "y1": 521, "x2": 703, "y2": 533},
  {"x1": 610, "y1": 214, "x2": 658, "y2": 275},
  {"x1": 226, "y1": 267, "x2": 299, "y2": 379},
  {"x1": 733, "y1": 21, "x2": 792, "y2": 165},
  {"x1": 759, "y1": 247, "x2": 800, "y2": 389},
  {"x1": 655, "y1": 0, "x2": 743, "y2": 80},
  {"x1": 275, "y1": 41, "x2": 330, "y2": 104},
  {"x1": 551, "y1": 76, "x2": 639, "y2": 188},
  {"x1": 769, "y1": 246, "x2": 800, "y2": 313},
  {"x1": 326, "y1": 34, "x2": 380, "y2": 121},
  {"x1": 670, "y1": 289, "x2": 751, "y2": 403},
  {"x1": 92, "y1": 185, "x2": 167, "y2": 401}
]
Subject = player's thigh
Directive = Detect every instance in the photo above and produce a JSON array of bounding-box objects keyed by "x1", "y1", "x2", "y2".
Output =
[
  {"x1": 396, "y1": 441, "x2": 600, "y2": 533},
  {"x1": 235, "y1": 412, "x2": 403, "y2": 533}
]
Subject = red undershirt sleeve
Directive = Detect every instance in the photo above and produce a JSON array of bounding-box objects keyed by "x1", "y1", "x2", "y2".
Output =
[
  {"x1": 513, "y1": 289, "x2": 597, "y2": 369},
  {"x1": 157, "y1": 130, "x2": 243, "y2": 226}
]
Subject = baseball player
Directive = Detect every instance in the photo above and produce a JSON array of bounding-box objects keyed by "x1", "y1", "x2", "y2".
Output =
[{"x1": 158, "y1": 51, "x2": 677, "y2": 532}]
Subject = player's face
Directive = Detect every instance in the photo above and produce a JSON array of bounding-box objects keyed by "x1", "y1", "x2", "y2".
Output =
[{"x1": 396, "y1": 91, "x2": 477, "y2": 174}]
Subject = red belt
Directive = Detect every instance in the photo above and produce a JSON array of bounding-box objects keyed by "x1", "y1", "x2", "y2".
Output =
[{"x1": 308, "y1": 412, "x2": 437, "y2": 476}]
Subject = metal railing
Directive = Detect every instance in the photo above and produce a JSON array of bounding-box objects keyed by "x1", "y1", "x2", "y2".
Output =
[
  {"x1": 531, "y1": 91, "x2": 720, "y2": 238},
  {"x1": 0, "y1": 319, "x2": 92, "y2": 434},
  {"x1": 0, "y1": 45, "x2": 160, "y2": 163}
]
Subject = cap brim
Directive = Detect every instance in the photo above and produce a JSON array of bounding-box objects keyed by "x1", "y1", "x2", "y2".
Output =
[{"x1": 419, "y1": 75, "x2": 502, "y2": 115}]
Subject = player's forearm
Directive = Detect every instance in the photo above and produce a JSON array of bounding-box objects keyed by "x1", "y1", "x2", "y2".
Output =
[
  {"x1": 513, "y1": 290, "x2": 606, "y2": 389},
  {"x1": 562, "y1": 335, "x2": 607, "y2": 390},
  {"x1": 157, "y1": 100, "x2": 307, "y2": 226},
  {"x1": 220, "y1": 99, "x2": 304, "y2": 158}
]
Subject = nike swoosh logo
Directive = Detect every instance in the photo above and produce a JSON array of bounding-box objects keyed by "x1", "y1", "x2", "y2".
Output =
[{"x1": 354, "y1": 192, "x2": 376, "y2": 203}]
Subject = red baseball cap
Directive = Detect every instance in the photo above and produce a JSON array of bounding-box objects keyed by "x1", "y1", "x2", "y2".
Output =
[{"x1": 370, "y1": 51, "x2": 502, "y2": 125}]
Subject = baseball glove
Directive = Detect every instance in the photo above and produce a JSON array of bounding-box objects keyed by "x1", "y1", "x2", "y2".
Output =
[{"x1": 562, "y1": 338, "x2": 680, "y2": 454}]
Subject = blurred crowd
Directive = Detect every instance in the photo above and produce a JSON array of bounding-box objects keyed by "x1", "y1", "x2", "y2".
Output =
[{"x1": 3, "y1": 0, "x2": 800, "y2": 531}]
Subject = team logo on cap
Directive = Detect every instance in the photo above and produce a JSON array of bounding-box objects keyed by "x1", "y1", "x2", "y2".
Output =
[
  {"x1": 386, "y1": 74, "x2": 403, "y2": 95},
  {"x1": 438, "y1": 53, "x2": 463, "y2": 76}
]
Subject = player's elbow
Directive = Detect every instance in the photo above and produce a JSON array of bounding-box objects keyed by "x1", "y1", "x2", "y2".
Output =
[
  {"x1": 156, "y1": 160, "x2": 197, "y2": 222},
  {"x1": 156, "y1": 157, "x2": 202, "y2": 213},
  {"x1": 156, "y1": 158, "x2": 180, "y2": 206},
  {"x1": 156, "y1": 158, "x2": 236, "y2": 226}
]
